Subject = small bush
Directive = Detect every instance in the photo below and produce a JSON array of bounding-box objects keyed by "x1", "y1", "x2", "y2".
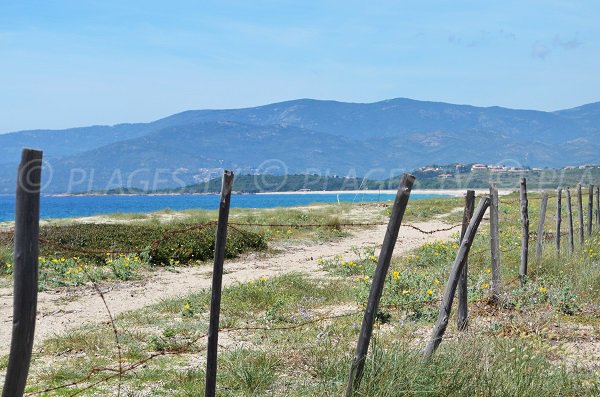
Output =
[
  {"x1": 148, "y1": 225, "x2": 267, "y2": 266},
  {"x1": 0, "y1": 223, "x2": 267, "y2": 267}
]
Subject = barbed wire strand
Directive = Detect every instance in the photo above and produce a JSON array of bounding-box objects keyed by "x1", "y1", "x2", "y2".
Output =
[{"x1": 26, "y1": 310, "x2": 362, "y2": 396}]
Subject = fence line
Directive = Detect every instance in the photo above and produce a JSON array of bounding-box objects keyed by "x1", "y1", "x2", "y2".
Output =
[{"x1": 2, "y1": 153, "x2": 599, "y2": 395}]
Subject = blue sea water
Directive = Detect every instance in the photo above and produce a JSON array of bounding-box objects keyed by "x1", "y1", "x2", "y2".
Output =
[{"x1": 0, "y1": 193, "x2": 445, "y2": 222}]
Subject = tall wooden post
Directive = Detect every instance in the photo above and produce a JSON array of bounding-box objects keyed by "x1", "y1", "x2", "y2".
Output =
[
  {"x1": 535, "y1": 192, "x2": 548, "y2": 258},
  {"x1": 519, "y1": 178, "x2": 529, "y2": 286},
  {"x1": 588, "y1": 185, "x2": 594, "y2": 236},
  {"x1": 577, "y1": 184, "x2": 584, "y2": 245},
  {"x1": 596, "y1": 186, "x2": 600, "y2": 227},
  {"x1": 566, "y1": 188, "x2": 575, "y2": 254},
  {"x1": 457, "y1": 190, "x2": 474, "y2": 331},
  {"x1": 205, "y1": 170, "x2": 234, "y2": 397},
  {"x1": 2, "y1": 149, "x2": 43, "y2": 397},
  {"x1": 424, "y1": 196, "x2": 491, "y2": 358},
  {"x1": 556, "y1": 188, "x2": 562, "y2": 254},
  {"x1": 489, "y1": 184, "x2": 501, "y2": 301},
  {"x1": 346, "y1": 174, "x2": 415, "y2": 397}
]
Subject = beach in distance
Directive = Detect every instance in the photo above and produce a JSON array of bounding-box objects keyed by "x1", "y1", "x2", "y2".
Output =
[{"x1": 0, "y1": 190, "x2": 462, "y2": 222}]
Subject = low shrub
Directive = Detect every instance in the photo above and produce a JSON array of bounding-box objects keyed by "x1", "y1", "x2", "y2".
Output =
[
  {"x1": 0, "y1": 223, "x2": 267, "y2": 268},
  {"x1": 149, "y1": 225, "x2": 267, "y2": 266}
]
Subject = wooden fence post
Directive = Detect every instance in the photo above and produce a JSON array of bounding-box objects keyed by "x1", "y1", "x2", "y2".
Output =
[
  {"x1": 205, "y1": 170, "x2": 234, "y2": 397},
  {"x1": 556, "y1": 188, "x2": 562, "y2": 254},
  {"x1": 536, "y1": 191, "x2": 548, "y2": 258},
  {"x1": 577, "y1": 184, "x2": 584, "y2": 245},
  {"x1": 457, "y1": 190, "x2": 475, "y2": 331},
  {"x1": 489, "y1": 184, "x2": 500, "y2": 302},
  {"x1": 346, "y1": 174, "x2": 415, "y2": 397},
  {"x1": 519, "y1": 178, "x2": 529, "y2": 287},
  {"x1": 424, "y1": 196, "x2": 491, "y2": 358},
  {"x1": 588, "y1": 185, "x2": 594, "y2": 236},
  {"x1": 2, "y1": 149, "x2": 43, "y2": 397},
  {"x1": 566, "y1": 188, "x2": 575, "y2": 254},
  {"x1": 596, "y1": 186, "x2": 600, "y2": 227}
]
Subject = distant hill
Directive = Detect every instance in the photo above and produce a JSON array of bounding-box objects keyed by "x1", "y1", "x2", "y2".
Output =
[{"x1": 0, "y1": 98, "x2": 599, "y2": 193}]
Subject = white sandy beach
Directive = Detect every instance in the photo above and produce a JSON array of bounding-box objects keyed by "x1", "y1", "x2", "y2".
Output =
[{"x1": 256, "y1": 188, "x2": 516, "y2": 196}]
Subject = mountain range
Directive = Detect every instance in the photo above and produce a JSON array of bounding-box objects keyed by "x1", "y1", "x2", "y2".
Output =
[{"x1": 0, "y1": 98, "x2": 599, "y2": 193}]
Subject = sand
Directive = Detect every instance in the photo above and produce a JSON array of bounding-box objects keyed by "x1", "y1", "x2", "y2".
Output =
[{"x1": 0, "y1": 217, "x2": 460, "y2": 355}]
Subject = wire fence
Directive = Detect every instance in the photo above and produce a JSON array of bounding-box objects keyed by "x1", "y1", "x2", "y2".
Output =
[{"x1": 2, "y1": 176, "x2": 598, "y2": 396}]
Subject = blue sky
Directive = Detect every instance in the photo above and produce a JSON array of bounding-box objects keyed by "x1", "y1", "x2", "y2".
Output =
[{"x1": 1, "y1": 1, "x2": 598, "y2": 132}]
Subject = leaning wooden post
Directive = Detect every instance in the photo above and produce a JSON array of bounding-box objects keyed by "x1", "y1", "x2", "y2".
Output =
[
  {"x1": 556, "y1": 188, "x2": 562, "y2": 254},
  {"x1": 346, "y1": 174, "x2": 415, "y2": 397},
  {"x1": 577, "y1": 184, "x2": 584, "y2": 245},
  {"x1": 588, "y1": 185, "x2": 594, "y2": 236},
  {"x1": 457, "y1": 190, "x2": 475, "y2": 331},
  {"x1": 205, "y1": 170, "x2": 234, "y2": 397},
  {"x1": 424, "y1": 196, "x2": 491, "y2": 358},
  {"x1": 566, "y1": 188, "x2": 575, "y2": 254},
  {"x1": 489, "y1": 184, "x2": 500, "y2": 302},
  {"x1": 519, "y1": 178, "x2": 529, "y2": 287},
  {"x1": 2, "y1": 149, "x2": 43, "y2": 397},
  {"x1": 535, "y1": 191, "x2": 548, "y2": 258}
]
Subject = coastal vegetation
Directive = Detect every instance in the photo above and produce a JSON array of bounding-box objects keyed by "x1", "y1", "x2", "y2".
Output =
[{"x1": 1, "y1": 193, "x2": 597, "y2": 395}]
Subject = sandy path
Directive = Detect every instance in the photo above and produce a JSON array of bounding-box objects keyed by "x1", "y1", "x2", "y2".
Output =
[{"x1": 0, "y1": 218, "x2": 459, "y2": 355}]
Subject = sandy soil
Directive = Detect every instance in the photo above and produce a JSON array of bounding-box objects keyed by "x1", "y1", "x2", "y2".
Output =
[{"x1": 0, "y1": 216, "x2": 460, "y2": 355}]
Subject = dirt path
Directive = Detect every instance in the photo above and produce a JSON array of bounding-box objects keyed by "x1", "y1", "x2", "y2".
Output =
[{"x1": 0, "y1": 218, "x2": 460, "y2": 355}]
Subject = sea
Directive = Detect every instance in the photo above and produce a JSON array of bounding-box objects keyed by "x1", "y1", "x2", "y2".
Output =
[{"x1": 0, "y1": 193, "x2": 445, "y2": 222}]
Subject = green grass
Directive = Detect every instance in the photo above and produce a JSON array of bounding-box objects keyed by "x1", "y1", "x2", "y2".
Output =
[
  {"x1": 0, "y1": 203, "x2": 361, "y2": 289},
  {"x1": 4, "y1": 194, "x2": 600, "y2": 395},
  {"x1": 400, "y1": 196, "x2": 465, "y2": 224},
  {"x1": 20, "y1": 268, "x2": 599, "y2": 396}
]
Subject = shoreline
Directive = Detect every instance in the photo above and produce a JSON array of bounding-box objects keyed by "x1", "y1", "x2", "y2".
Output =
[
  {"x1": 256, "y1": 188, "x2": 515, "y2": 196},
  {"x1": 42, "y1": 188, "x2": 516, "y2": 198}
]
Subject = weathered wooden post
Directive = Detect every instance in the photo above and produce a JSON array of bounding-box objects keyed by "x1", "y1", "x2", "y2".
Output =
[
  {"x1": 566, "y1": 188, "x2": 575, "y2": 254},
  {"x1": 556, "y1": 188, "x2": 562, "y2": 254},
  {"x1": 205, "y1": 170, "x2": 234, "y2": 397},
  {"x1": 577, "y1": 184, "x2": 584, "y2": 245},
  {"x1": 588, "y1": 185, "x2": 594, "y2": 236},
  {"x1": 346, "y1": 174, "x2": 415, "y2": 397},
  {"x1": 457, "y1": 190, "x2": 474, "y2": 331},
  {"x1": 519, "y1": 178, "x2": 529, "y2": 286},
  {"x1": 424, "y1": 196, "x2": 491, "y2": 358},
  {"x1": 596, "y1": 186, "x2": 600, "y2": 227},
  {"x1": 489, "y1": 184, "x2": 500, "y2": 302},
  {"x1": 536, "y1": 191, "x2": 548, "y2": 258},
  {"x1": 2, "y1": 149, "x2": 43, "y2": 397}
]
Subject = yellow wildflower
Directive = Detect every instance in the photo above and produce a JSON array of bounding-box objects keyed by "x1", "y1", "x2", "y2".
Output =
[
  {"x1": 426, "y1": 289, "x2": 433, "y2": 295},
  {"x1": 482, "y1": 283, "x2": 489, "y2": 289},
  {"x1": 539, "y1": 287, "x2": 547, "y2": 293},
  {"x1": 392, "y1": 271, "x2": 400, "y2": 280},
  {"x1": 363, "y1": 276, "x2": 370, "y2": 281}
]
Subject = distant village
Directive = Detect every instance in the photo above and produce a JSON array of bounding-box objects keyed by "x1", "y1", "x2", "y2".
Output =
[{"x1": 414, "y1": 163, "x2": 600, "y2": 179}]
